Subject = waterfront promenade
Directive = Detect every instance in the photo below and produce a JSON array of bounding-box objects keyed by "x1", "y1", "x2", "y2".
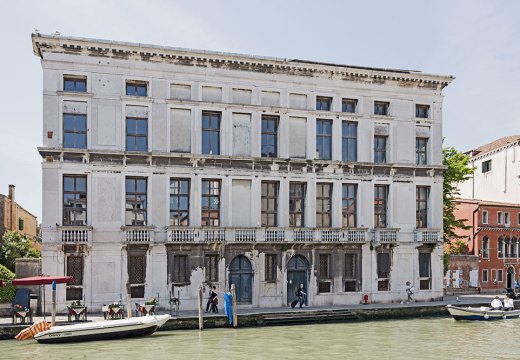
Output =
[{"x1": 0, "y1": 294, "x2": 499, "y2": 339}]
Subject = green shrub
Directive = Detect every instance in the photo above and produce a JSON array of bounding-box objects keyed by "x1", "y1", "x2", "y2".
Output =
[{"x1": 0, "y1": 264, "x2": 16, "y2": 303}]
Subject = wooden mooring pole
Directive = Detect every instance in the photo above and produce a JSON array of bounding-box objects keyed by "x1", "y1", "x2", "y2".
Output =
[
  {"x1": 198, "y1": 285, "x2": 204, "y2": 330},
  {"x1": 231, "y1": 284, "x2": 237, "y2": 328},
  {"x1": 126, "y1": 282, "x2": 132, "y2": 318}
]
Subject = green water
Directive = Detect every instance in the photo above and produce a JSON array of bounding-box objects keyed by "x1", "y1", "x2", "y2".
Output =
[{"x1": 2, "y1": 318, "x2": 515, "y2": 359}]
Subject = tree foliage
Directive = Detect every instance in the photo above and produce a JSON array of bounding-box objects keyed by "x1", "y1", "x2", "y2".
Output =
[
  {"x1": 442, "y1": 147, "x2": 475, "y2": 242},
  {"x1": 0, "y1": 231, "x2": 41, "y2": 272},
  {"x1": 0, "y1": 264, "x2": 16, "y2": 303}
]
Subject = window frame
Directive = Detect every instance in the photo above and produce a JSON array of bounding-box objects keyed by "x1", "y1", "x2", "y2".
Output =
[
  {"x1": 261, "y1": 181, "x2": 279, "y2": 227},
  {"x1": 374, "y1": 135, "x2": 387, "y2": 164},
  {"x1": 128, "y1": 253, "x2": 146, "y2": 298},
  {"x1": 498, "y1": 236, "x2": 504, "y2": 258},
  {"x1": 374, "y1": 185, "x2": 388, "y2": 228},
  {"x1": 482, "y1": 210, "x2": 488, "y2": 224},
  {"x1": 418, "y1": 251, "x2": 432, "y2": 290},
  {"x1": 63, "y1": 113, "x2": 87, "y2": 149},
  {"x1": 171, "y1": 254, "x2": 190, "y2": 285},
  {"x1": 204, "y1": 254, "x2": 219, "y2": 283},
  {"x1": 316, "y1": 183, "x2": 332, "y2": 228},
  {"x1": 201, "y1": 111, "x2": 221, "y2": 155},
  {"x1": 498, "y1": 211, "x2": 503, "y2": 225},
  {"x1": 416, "y1": 186, "x2": 429, "y2": 228},
  {"x1": 416, "y1": 137, "x2": 428, "y2": 165},
  {"x1": 169, "y1": 178, "x2": 190, "y2": 226},
  {"x1": 342, "y1": 121, "x2": 357, "y2": 162},
  {"x1": 316, "y1": 119, "x2": 332, "y2": 160},
  {"x1": 415, "y1": 104, "x2": 430, "y2": 118},
  {"x1": 261, "y1": 115, "x2": 279, "y2": 158},
  {"x1": 125, "y1": 177, "x2": 147, "y2": 226},
  {"x1": 316, "y1": 96, "x2": 332, "y2": 111},
  {"x1": 264, "y1": 254, "x2": 277, "y2": 282},
  {"x1": 482, "y1": 160, "x2": 492, "y2": 173},
  {"x1": 342, "y1": 98, "x2": 357, "y2": 113},
  {"x1": 482, "y1": 236, "x2": 489, "y2": 259},
  {"x1": 64, "y1": 76, "x2": 87, "y2": 93},
  {"x1": 374, "y1": 101, "x2": 389, "y2": 116},
  {"x1": 342, "y1": 183, "x2": 357, "y2": 228},
  {"x1": 126, "y1": 81, "x2": 148, "y2": 97},
  {"x1": 289, "y1": 182, "x2": 306, "y2": 227},
  {"x1": 482, "y1": 269, "x2": 488, "y2": 283},
  {"x1": 63, "y1": 175, "x2": 87, "y2": 226},
  {"x1": 126, "y1": 116, "x2": 148, "y2": 152},
  {"x1": 497, "y1": 269, "x2": 503, "y2": 282},
  {"x1": 201, "y1": 179, "x2": 221, "y2": 227},
  {"x1": 318, "y1": 253, "x2": 332, "y2": 293},
  {"x1": 344, "y1": 251, "x2": 361, "y2": 292},
  {"x1": 377, "y1": 251, "x2": 391, "y2": 291}
]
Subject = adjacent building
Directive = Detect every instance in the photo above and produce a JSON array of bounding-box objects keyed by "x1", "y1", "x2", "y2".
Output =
[
  {"x1": 0, "y1": 185, "x2": 38, "y2": 241},
  {"x1": 453, "y1": 199, "x2": 520, "y2": 292},
  {"x1": 32, "y1": 33, "x2": 453, "y2": 311}
]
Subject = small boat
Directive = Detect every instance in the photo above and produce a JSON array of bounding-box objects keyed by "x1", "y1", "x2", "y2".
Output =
[
  {"x1": 446, "y1": 305, "x2": 520, "y2": 321},
  {"x1": 33, "y1": 314, "x2": 170, "y2": 344}
]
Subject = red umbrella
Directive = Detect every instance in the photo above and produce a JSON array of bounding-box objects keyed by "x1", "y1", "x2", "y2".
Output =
[
  {"x1": 12, "y1": 275, "x2": 73, "y2": 286},
  {"x1": 13, "y1": 275, "x2": 74, "y2": 325}
]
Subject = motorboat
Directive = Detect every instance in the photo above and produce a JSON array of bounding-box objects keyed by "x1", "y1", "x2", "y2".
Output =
[
  {"x1": 446, "y1": 305, "x2": 520, "y2": 321},
  {"x1": 32, "y1": 314, "x2": 170, "y2": 344}
]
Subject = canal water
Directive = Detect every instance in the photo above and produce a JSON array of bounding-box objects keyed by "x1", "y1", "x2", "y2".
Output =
[{"x1": 2, "y1": 318, "x2": 516, "y2": 359}]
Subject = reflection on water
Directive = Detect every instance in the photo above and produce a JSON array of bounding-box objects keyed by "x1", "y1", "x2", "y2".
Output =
[{"x1": 2, "y1": 318, "x2": 518, "y2": 360}]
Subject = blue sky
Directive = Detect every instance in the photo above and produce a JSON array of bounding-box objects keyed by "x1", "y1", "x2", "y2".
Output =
[{"x1": 0, "y1": 0, "x2": 519, "y2": 220}]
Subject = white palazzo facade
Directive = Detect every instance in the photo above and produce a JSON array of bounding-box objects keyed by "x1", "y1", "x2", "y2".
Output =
[{"x1": 32, "y1": 34, "x2": 453, "y2": 311}]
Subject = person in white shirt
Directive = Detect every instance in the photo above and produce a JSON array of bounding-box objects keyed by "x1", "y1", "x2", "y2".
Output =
[
  {"x1": 491, "y1": 296, "x2": 503, "y2": 310},
  {"x1": 503, "y1": 295, "x2": 515, "y2": 311}
]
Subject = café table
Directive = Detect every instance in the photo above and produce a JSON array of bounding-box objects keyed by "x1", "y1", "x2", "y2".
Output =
[{"x1": 68, "y1": 306, "x2": 88, "y2": 322}]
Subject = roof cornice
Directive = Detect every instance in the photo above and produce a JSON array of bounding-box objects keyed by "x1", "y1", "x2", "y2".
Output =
[{"x1": 31, "y1": 33, "x2": 454, "y2": 90}]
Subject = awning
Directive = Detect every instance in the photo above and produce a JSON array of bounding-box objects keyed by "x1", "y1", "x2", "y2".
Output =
[{"x1": 12, "y1": 275, "x2": 73, "y2": 286}]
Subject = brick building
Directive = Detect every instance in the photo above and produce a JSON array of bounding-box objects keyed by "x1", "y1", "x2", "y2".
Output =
[
  {"x1": 454, "y1": 199, "x2": 520, "y2": 292},
  {"x1": 0, "y1": 185, "x2": 38, "y2": 241}
]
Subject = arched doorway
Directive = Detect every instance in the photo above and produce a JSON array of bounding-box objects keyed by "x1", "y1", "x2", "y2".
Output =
[
  {"x1": 229, "y1": 255, "x2": 253, "y2": 304},
  {"x1": 287, "y1": 255, "x2": 309, "y2": 306},
  {"x1": 507, "y1": 266, "x2": 515, "y2": 289}
]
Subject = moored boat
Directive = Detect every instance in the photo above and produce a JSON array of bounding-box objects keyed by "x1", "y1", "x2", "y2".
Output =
[
  {"x1": 446, "y1": 305, "x2": 520, "y2": 321},
  {"x1": 33, "y1": 314, "x2": 170, "y2": 343}
]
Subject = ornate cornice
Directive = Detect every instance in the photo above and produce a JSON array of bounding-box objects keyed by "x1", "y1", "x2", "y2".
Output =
[{"x1": 32, "y1": 34, "x2": 454, "y2": 91}]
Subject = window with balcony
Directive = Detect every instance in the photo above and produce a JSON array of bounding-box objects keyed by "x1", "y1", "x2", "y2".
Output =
[
  {"x1": 261, "y1": 115, "x2": 278, "y2": 158},
  {"x1": 63, "y1": 113, "x2": 87, "y2": 149},
  {"x1": 318, "y1": 253, "x2": 331, "y2": 293},
  {"x1": 128, "y1": 252, "x2": 145, "y2": 298},
  {"x1": 316, "y1": 119, "x2": 332, "y2": 160},
  {"x1": 125, "y1": 177, "x2": 147, "y2": 226},
  {"x1": 344, "y1": 252, "x2": 361, "y2": 292},
  {"x1": 374, "y1": 185, "x2": 388, "y2": 228},
  {"x1": 498, "y1": 236, "x2": 504, "y2": 258},
  {"x1": 482, "y1": 236, "x2": 489, "y2": 258},
  {"x1": 342, "y1": 98, "x2": 357, "y2": 113},
  {"x1": 66, "y1": 255, "x2": 84, "y2": 300},
  {"x1": 126, "y1": 117, "x2": 148, "y2": 151},
  {"x1": 316, "y1": 96, "x2": 332, "y2": 111},
  {"x1": 419, "y1": 252, "x2": 431, "y2": 290},
  {"x1": 265, "y1": 254, "x2": 277, "y2": 282},
  {"x1": 482, "y1": 210, "x2": 488, "y2": 224},
  {"x1": 126, "y1": 81, "x2": 147, "y2": 97},
  {"x1": 205, "y1": 254, "x2": 219, "y2": 282},
  {"x1": 201, "y1": 179, "x2": 220, "y2": 226},
  {"x1": 63, "y1": 175, "x2": 87, "y2": 226},
  {"x1": 377, "y1": 251, "x2": 391, "y2": 291},
  {"x1": 416, "y1": 186, "x2": 429, "y2": 228},
  {"x1": 416, "y1": 138, "x2": 428, "y2": 165},
  {"x1": 374, "y1": 135, "x2": 387, "y2": 163},
  {"x1": 289, "y1": 183, "x2": 306, "y2": 227},
  {"x1": 342, "y1": 121, "x2": 357, "y2": 162},
  {"x1": 171, "y1": 254, "x2": 189, "y2": 284},
  {"x1": 415, "y1": 104, "x2": 430, "y2": 118},
  {"x1": 202, "y1": 111, "x2": 221, "y2": 155},
  {"x1": 316, "y1": 183, "x2": 332, "y2": 227},
  {"x1": 374, "y1": 101, "x2": 389, "y2": 116},
  {"x1": 261, "y1": 181, "x2": 278, "y2": 227},
  {"x1": 342, "y1": 184, "x2": 357, "y2": 228},
  {"x1": 482, "y1": 160, "x2": 492, "y2": 173},
  {"x1": 170, "y1": 179, "x2": 190, "y2": 226},
  {"x1": 64, "y1": 76, "x2": 86, "y2": 92},
  {"x1": 482, "y1": 269, "x2": 488, "y2": 282}
]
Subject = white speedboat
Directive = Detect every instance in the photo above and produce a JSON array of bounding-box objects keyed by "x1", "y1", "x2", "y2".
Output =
[
  {"x1": 33, "y1": 314, "x2": 170, "y2": 343},
  {"x1": 446, "y1": 305, "x2": 520, "y2": 321}
]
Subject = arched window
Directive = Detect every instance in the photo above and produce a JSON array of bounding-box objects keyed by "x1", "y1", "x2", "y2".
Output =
[
  {"x1": 498, "y1": 236, "x2": 504, "y2": 258},
  {"x1": 505, "y1": 236, "x2": 511, "y2": 258},
  {"x1": 512, "y1": 237, "x2": 518, "y2": 258}
]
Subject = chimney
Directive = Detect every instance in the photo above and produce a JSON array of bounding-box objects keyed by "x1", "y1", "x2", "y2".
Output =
[{"x1": 8, "y1": 185, "x2": 15, "y2": 231}]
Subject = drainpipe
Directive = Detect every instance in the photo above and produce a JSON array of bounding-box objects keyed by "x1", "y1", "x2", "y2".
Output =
[{"x1": 472, "y1": 206, "x2": 479, "y2": 255}]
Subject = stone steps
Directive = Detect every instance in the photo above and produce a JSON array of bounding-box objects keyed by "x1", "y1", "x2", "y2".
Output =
[{"x1": 262, "y1": 309, "x2": 359, "y2": 325}]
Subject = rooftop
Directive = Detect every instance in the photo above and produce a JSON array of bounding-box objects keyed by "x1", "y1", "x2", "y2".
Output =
[{"x1": 465, "y1": 135, "x2": 520, "y2": 158}]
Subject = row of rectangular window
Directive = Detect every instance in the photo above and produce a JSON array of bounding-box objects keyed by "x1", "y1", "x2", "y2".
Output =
[
  {"x1": 62, "y1": 76, "x2": 431, "y2": 118},
  {"x1": 63, "y1": 175, "x2": 430, "y2": 229},
  {"x1": 481, "y1": 269, "x2": 503, "y2": 283},
  {"x1": 62, "y1": 110, "x2": 429, "y2": 165},
  {"x1": 481, "y1": 210, "x2": 520, "y2": 226}
]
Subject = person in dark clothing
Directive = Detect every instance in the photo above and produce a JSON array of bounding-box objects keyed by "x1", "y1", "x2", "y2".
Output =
[
  {"x1": 205, "y1": 286, "x2": 218, "y2": 313},
  {"x1": 296, "y1": 283, "x2": 306, "y2": 309}
]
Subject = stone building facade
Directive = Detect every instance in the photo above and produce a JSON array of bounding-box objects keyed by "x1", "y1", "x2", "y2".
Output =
[
  {"x1": 32, "y1": 34, "x2": 453, "y2": 311},
  {"x1": 0, "y1": 185, "x2": 38, "y2": 241}
]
